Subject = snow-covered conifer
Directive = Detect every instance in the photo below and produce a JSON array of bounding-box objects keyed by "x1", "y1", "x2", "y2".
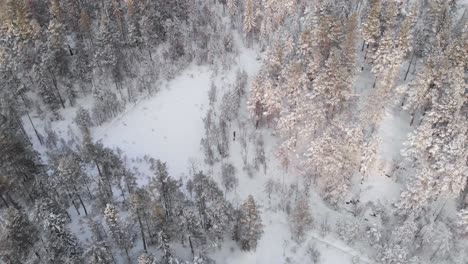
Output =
[
  {"x1": 290, "y1": 196, "x2": 313, "y2": 242},
  {"x1": 236, "y1": 195, "x2": 263, "y2": 251},
  {"x1": 104, "y1": 203, "x2": 133, "y2": 260},
  {"x1": 0, "y1": 208, "x2": 39, "y2": 263}
]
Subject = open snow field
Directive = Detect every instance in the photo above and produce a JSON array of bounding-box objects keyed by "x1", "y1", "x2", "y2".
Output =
[{"x1": 93, "y1": 66, "x2": 212, "y2": 178}]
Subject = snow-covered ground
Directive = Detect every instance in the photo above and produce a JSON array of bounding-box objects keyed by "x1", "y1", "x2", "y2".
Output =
[{"x1": 93, "y1": 66, "x2": 212, "y2": 178}]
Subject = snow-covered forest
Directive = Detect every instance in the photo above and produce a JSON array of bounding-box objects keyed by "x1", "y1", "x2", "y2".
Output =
[{"x1": 0, "y1": 0, "x2": 466, "y2": 263}]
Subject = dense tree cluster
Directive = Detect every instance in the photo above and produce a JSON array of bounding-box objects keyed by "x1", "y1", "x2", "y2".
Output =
[{"x1": 243, "y1": 0, "x2": 466, "y2": 263}]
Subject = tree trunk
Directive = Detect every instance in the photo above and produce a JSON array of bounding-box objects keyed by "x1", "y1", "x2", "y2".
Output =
[
  {"x1": 144, "y1": 217, "x2": 154, "y2": 244},
  {"x1": 26, "y1": 111, "x2": 43, "y2": 145},
  {"x1": 21, "y1": 94, "x2": 43, "y2": 145},
  {"x1": 85, "y1": 181, "x2": 93, "y2": 199},
  {"x1": 49, "y1": 72, "x2": 65, "y2": 108},
  {"x1": 15, "y1": 117, "x2": 28, "y2": 139},
  {"x1": 430, "y1": 243, "x2": 442, "y2": 261},
  {"x1": 0, "y1": 194, "x2": 9, "y2": 208},
  {"x1": 114, "y1": 80, "x2": 125, "y2": 101},
  {"x1": 404, "y1": 53, "x2": 414, "y2": 81},
  {"x1": 77, "y1": 193, "x2": 88, "y2": 216},
  {"x1": 137, "y1": 212, "x2": 148, "y2": 252},
  {"x1": 71, "y1": 197, "x2": 81, "y2": 215},
  {"x1": 410, "y1": 112, "x2": 415, "y2": 126},
  {"x1": 412, "y1": 59, "x2": 417, "y2": 74},
  {"x1": 107, "y1": 247, "x2": 117, "y2": 264},
  {"x1": 124, "y1": 248, "x2": 130, "y2": 262},
  {"x1": 95, "y1": 161, "x2": 103, "y2": 179},
  {"x1": 189, "y1": 236, "x2": 195, "y2": 257},
  {"x1": 147, "y1": 48, "x2": 153, "y2": 62},
  {"x1": 35, "y1": 251, "x2": 42, "y2": 263},
  {"x1": 118, "y1": 183, "x2": 126, "y2": 204}
]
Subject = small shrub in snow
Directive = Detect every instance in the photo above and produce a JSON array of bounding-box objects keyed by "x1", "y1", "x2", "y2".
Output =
[
  {"x1": 91, "y1": 89, "x2": 123, "y2": 125},
  {"x1": 457, "y1": 209, "x2": 468, "y2": 236},
  {"x1": 378, "y1": 243, "x2": 409, "y2": 264},
  {"x1": 290, "y1": 196, "x2": 314, "y2": 242},
  {"x1": 220, "y1": 89, "x2": 241, "y2": 122},
  {"x1": 335, "y1": 218, "x2": 360, "y2": 244},
  {"x1": 306, "y1": 244, "x2": 321, "y2": 263},
  {"x1": 365, "y1": 223, "x2": 382, "y2": 247},
  {"x1": 264, "y1": 178, "x2": 276, "y2": 200},
  {"x1": 221, "y1": 163, "x2": 238, "y2": 194},
  {"x1": 74, "y1": 107, "x2": 93, "y2": 132},
  {"x1": 352, "y1": 256, "x2": 360, "y2": 264},
  {"x1": 254, "y1": 136, "x2": 267, "y2": 174},
  {"x1": 319, "y1": 218, "x2": 331, "y2": 237},
  {"x1": 208, "y1": 82, "x2": 217, "y2": 105},
  {"x1": 243, "y1": 164, "x2": 255, "y2": 178}
]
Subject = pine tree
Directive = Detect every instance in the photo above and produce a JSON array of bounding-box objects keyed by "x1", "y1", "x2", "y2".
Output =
[
  {"x1": 130, "y1": 188, "x2": 151, "y2": 252},
  {"x1": 191, "y1": 171, "x2": 234, "y2": 243},
  {"x1": 138, "y1": 253, "x2": 156, "y2": 264},
  {"x1": 74, "y1": 37, "x2": 93, "y2": 94},
  {"x1": 396, "y1": 167, "x2": 435, "y2": 215},
  {"x1": 315, "y1": 48, "x2": 351, "y2": 118},
  {"x1": 236, "y1": 195, "x2": 263, "y2": 251},
  {"x1": 148, "y1": 159, "x2": 182, "y2": 220},
  {"x1": 104, "y1": 203, "x2": 133, "y2": 260},
  {"x1": 158, "y1": 231, "x2": 180, "y2": 264},
  {"x1": 227, "y1": 0, "x2": 238, "y2": 16},
  {"x1": 94, "y1": 13, "x2": 118, "y2": 73},
  {"x1": 221, "y1": 163, "x2": 238, "y2": 194},
  {"x1": 33, "y1": 64, "x2": 63, "y2": 112},
  {"x1": 0, "y1": 114, "x2": 41, "y2": 205},
  {"x1": 56, "y1": 152, "x2": 89, "y2": 216},
  {"x1": 362, "y1": 0, "x2": 382, "y2": 49},
  {"x1": 457, "y1": 209, "x2": 468, "y2": 236},
  {"x1": 38, "y1": 206, "x2": 83, "y2": 264},
  {"x1": 335, "y1": 218, "x2": 360, "y2": 244},
  {"x1": 243, "y1": 0, "x2": 258, "y2": 42},
  {"x1": 342, "y1": 13, "x2": 358, "y2": 77},
  {"x1": 0, "y1": 208, "x2": 40, "y2": 264},
  {"x1": 111, "y1": 0, "x2": 127, "y2": 41},
  {"x1": 74, "y1": 107, "x2": 93, "y2": 133},
  {"x1": 126, "y1": 0, "x2": 143, "y2": 49},
  {"x1": 139, "y1": 0, "x2": 161, "y2": 59},
  {"x1": 290, "y1": 196, "x2": 314, "y2": 242},
  {"x1": 78, "y1": 8, "x2": 93, "y2": 41},
  {"x1": 45, "y1": 0, "x2": 69, "y2": 78},
  {"x1": 85, "y1": 241, "x2": 114, "y2": 264},
  {"x1": 397, "y1": 57, "x2": 466, "y2": 216},
  {"x1": 92, "y1": 87, "x2": 123, "y2": 125}
]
